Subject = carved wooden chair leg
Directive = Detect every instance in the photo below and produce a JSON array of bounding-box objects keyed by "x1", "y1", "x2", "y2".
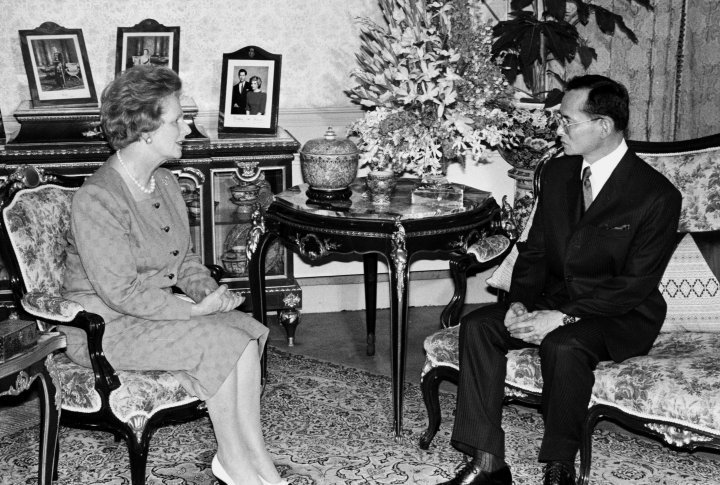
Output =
[
  {"x1": 128, "y1": 426, "x2": 152, "y2": 485},
  {"x1": 578, "y1": 406, "x2": 603, "y2": 485},
  {"x1": 440, "y1": 252, "x2": 478, "y2": 329},
  {"x1": 419, "y1": 366, "x2": 459, "y2": 449},
  {"x1": 53, "y1": 440, "x2": 59, "y2": 481}
]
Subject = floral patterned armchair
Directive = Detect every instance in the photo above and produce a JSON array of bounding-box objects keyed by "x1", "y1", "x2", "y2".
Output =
[
  {"x1": 0, "y1": 166, "x2": 220, "y2": 485},
  {"x1": 421, "y1": 134, "x2": 720, "y2": 485}
]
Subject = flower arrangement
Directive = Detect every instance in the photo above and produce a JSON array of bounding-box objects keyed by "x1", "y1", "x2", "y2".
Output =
[
  {"x1": 346, "y1": 0, "x2": 519, "y2": 179},
  {"x1": 498, "y1": 105, "x2": 561, "y2": 170}
]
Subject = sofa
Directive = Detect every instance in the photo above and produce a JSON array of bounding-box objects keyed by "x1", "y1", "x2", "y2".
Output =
[{"x1": 420, "y1": 133, "x2": 720, "y2": 484}]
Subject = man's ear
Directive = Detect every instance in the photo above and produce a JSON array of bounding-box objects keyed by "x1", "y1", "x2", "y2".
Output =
[{"x1": 599, "y1": 117, "x2": 614, "y2": 139}]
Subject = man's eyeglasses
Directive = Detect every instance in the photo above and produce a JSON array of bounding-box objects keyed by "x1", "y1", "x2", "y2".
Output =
[{"x1": 553, "y1": 114, "x2": 602, "y2": 131}]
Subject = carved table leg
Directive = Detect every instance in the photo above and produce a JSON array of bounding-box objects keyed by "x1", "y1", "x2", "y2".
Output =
[
  {"x1": 388, "y1": 222, "x2": 409, "y2": 437},
  {"x1": 278, "y1": 307, "x2": 300, "y2": 346},
  {"x1": 248, "y1": 207, "x2": 272, "y2": 386},
  {"x1": 363, "y1": 253, "x2": 378, "y2": 356}
]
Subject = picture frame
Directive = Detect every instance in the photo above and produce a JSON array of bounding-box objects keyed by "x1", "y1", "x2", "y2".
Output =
[
  {"x1": 18, "y1": 22, "x2": 98, "y2": 107},
  {"x1": 115, "y1": 18, "x2": 180, "y2": 75},
  {"x1": 218, "y1": 45, "x2": 281, "y2": 137}
]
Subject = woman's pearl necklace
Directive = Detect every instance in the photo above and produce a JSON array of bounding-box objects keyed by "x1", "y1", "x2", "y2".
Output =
[{"x1": 116, "y1": 150, "x2": 156, "y2": 194}]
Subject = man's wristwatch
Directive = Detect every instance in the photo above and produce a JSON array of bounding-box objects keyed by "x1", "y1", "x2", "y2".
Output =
[{"x1": 561, "y1": 314, "x2": 577, "y2": 326}]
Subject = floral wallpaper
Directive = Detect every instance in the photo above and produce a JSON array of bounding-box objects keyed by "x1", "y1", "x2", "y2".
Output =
[{"x1": 0, "y1": 0, "x2": 380, "y2": 133}]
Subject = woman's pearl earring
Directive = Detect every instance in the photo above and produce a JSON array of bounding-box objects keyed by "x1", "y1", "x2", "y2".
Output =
[{"x1": 145, "y1": 137, "x2": 152, "y2": 144}]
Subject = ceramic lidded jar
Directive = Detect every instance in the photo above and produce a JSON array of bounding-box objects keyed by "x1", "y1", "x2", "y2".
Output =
[{"x1": 300, "y1": 127, "x2": 359, "y2": 200}]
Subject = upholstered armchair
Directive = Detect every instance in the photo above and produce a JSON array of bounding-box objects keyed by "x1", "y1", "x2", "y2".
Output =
[
  {"x1": 0, "y1": 166, "x2": 219, "y2": 485},
  {"x1": 421, "y1": 134, "x2": 720, "y2": 485}
]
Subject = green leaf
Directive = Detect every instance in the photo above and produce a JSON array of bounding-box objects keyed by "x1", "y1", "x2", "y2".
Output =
[
  {"x1": 510, "y1": 0, "x2": 533, "y2": 10},
  {"x1": 545, "y1": 0, "x2": 567, "y2": 21},
  {"x1": 544, "y1": 89, "x2": 564, "y2": 108},
  {"x1": 573, "y1": 0, "x2": 590, "y2": 25},
  {"x1": 578, "y1": 44, "x2": 596, "y2": 69}
]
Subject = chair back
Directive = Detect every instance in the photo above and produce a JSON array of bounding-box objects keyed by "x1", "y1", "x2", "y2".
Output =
[{"x1": 0, "y1": 166, "x2": 83, "y2": 304}]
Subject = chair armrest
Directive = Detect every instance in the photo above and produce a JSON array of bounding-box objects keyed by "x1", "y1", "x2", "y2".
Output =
[
  {"x1": 22, "y1": 291, "x2": 84, "y2": 322},
  {"x1": 21, "y1": 292, "x2": 120, "y2": 393},
  {"x1": 467, "y1": 234, "x2": 512, "y2": 266},
  {"x1": 206, "y1": 264, "x2": 225, "y2": 283}
]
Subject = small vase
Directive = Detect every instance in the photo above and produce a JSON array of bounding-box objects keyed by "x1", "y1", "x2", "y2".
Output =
[
  {"x1": 366, "y1": 169, "x2": 397, "y2": 205},
  {"x1": 507, "y1": 166, "x2": 535, "y2": 202}
]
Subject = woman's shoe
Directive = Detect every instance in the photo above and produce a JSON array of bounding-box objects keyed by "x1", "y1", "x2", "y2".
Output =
[
  {"x1": 211, "y1": 455, "x2": 236, "y2": 485},
  {"x1": 258, "y1": 474, "x2": 289, "y2": 485}
]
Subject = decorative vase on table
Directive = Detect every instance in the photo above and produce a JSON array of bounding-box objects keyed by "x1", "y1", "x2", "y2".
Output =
[
  {"x1": 366, "y1": 169, "x2": 397, "y2": 205},
  {"x1": 299, "y1": 127, "x2": 359, "y2": 202}
]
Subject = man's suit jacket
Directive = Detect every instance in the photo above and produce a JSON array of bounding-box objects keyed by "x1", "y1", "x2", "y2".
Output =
[
  {"x1": 509, "y1": 149, "x2": 682, "y2": 361},
  {"x1": 230, "y1": 81, "x2": 251, "y2": 114}
]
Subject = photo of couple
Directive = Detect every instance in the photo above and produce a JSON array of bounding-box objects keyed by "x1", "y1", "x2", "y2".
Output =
[{"x1": 230, "y1": 67, "x2": 268, "y2": 116}]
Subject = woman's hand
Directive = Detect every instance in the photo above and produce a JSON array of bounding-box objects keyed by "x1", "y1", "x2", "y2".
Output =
[{"x1": 191, "y1": 285, "x2": 245, "y2": 316}]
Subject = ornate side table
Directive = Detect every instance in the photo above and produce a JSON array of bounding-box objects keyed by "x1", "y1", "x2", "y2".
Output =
[
  {"x1": 248, "y1": 178, "x2": 500, "y2": 436},
  {"x1": 0, "y1": 332, "x2": 66, "y2": 484}
]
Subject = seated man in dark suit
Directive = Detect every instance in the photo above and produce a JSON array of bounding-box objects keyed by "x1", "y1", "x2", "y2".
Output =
[
  {"x1": 231, "y1": 69, "x2": 251, "y2": 114},
  {"x1": 439, "y1": 75, "x2": 682, "y2": 485}
]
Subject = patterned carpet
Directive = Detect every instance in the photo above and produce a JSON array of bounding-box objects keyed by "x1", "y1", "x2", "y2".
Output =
[{"x1": 1, "y1": 347, "x2": 720, "y2": 484}]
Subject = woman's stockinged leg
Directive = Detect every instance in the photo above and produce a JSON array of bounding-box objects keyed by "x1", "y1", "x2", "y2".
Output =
[
  {"x1": 232, "y1": 340, "x2": 282, "y2": 483},
  {"x1": 206, "y1": 340, "x2": 280, "y2": 484}
]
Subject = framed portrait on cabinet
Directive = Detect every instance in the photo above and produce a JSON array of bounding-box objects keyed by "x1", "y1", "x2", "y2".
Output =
[
  {"x1": 218, "y1": 45, "x2": 281, "y2": 137},
  {"x1": 18, "y1": 22, "x2": 98, "y2": 107},
  {"x1": 115, "y1": 18, "x2": 180, "y2": 75}
]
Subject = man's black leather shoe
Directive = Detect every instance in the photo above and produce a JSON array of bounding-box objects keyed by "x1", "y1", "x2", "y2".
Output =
[
  {"x1": 542, "y1": 461, "x2": 576, "y2": 485},
  {"x1": 439, "y1": 462, "x2": 512, "y2": 485}
]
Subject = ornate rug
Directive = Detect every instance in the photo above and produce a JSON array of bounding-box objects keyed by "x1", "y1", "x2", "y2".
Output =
[{"x1": 1, "y1": 347, "x2": 719, "y2": 484}]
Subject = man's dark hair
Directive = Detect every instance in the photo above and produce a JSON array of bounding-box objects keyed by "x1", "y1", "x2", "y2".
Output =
[
  {"x1": 238, "y1": 69, "x2": 247, "y2": 76},
  {"x1": 566, "y1": 75, "x2": 630, "y2": 132}
]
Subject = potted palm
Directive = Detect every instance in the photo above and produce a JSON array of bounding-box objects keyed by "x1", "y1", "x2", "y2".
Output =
[{"x1": 492, "y1": 0, "x2": 653, "y2": 106}]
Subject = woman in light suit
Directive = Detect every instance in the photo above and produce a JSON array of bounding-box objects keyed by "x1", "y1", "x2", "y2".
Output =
[{"x1": 61, "y1": 65, "x2": 287, "y2": 485}]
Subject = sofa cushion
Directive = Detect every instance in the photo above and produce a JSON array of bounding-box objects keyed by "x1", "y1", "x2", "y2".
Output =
[
  {"x1": 423, "y1": 327, "x2": 720, "y2": 434},
  {"x1": 593, "y1": 332, "x2": 720, "y2": 434},
  {"x1": 659, "y1": 234, "x2": 720, "y2": 332},
  {"x1": 638, "y1": 147, "x2": 720, "y2": 232},
  {"x1": 49, "y1": 351, "x2": 198, "y2": 422}
]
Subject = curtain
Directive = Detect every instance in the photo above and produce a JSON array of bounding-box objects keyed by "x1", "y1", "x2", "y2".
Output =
[
  {"x1": 567, "y1": 0, "x2": 720, "y2": 141},
  {"x1": 677, "y1": 0, "x2": 720, "y2": 140}
]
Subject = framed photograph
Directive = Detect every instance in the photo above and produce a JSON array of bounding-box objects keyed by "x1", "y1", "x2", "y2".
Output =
[
  {"x1": 218, "y1": 45, "x2": 281, "y2": 136},
  {"x1": 18, "y1": 22, "x2": 98, "y2": 107},
  {"x1": 115, "y1": 18, "x2": 180, "y2": 75}
]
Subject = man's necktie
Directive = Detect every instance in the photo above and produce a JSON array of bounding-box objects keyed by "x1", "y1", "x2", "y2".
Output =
[{"x1": 582, "y1": 166, "x2": 593, "y2": 213}]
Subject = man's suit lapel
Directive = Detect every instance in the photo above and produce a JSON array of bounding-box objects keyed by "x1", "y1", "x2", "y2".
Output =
[
  {"x1": 578, "y1": 151, "x2": 636, "y2": 226},
  {"x1": 565, "y1": 161, "x2": 584, "y2": 227}
]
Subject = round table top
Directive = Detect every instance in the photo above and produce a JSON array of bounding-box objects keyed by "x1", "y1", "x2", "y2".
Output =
[{"x1": 272, "y1": 178, "x2": 493, "y2": 222}]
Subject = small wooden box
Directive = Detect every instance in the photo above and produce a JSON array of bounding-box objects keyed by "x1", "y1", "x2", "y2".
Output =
[{"x1": 0, "y1": 319, "x2": 39, "y2": 363}]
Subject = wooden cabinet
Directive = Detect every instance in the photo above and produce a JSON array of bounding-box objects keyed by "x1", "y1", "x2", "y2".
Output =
[{"x1": 0, "y1": 103, "x2": 302, "y2": 314}]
